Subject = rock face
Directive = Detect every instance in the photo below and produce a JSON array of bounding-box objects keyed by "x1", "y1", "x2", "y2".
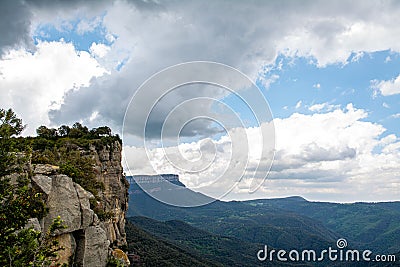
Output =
[
  {"x1": 89, "y1": 141, "x2": 129, "y2": 247},
  {"x1": 76, "y1": 226, "x2": 109, "y2": 267},
  {"x1": 29, "y1": 141, "x2": 129, "y2": 266},
  {"x1": 43, "y1": 175, "x2": 86, "y2": 234}
]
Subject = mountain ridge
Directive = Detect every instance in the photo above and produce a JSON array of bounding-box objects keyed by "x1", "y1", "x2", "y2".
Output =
[{"x1": 127, "y1": 175, "x2": 400, "y2": 256}]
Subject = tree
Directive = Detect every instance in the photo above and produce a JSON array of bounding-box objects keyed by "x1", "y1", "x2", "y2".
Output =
[
  {"x1": 91, "y1": 126, "x2": 112, "y2": 137},
  {"x1": 57, "y1": 125, "x2": 70, "y2": 137},
  {"x1": 36, "y1": 126, "x2": 58, "y2": 139},
  {"x1": 0, "y1": 109, "x2": 24, "y2": 177},
  {"x1": 0, "y1": 108, "x2": 24, "y2": 139},
  {"x1": 69, "y1": 122, "x2": 89, "y2": 138},
  {"x1": 0, "y1": 108, "x2": 65, "y2": 266}
]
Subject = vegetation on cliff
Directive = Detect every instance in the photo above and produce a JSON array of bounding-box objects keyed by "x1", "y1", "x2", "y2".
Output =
[
  {"x1": 9, "y1": 119, "x2": 122, "y2": 198},
  {"x1": 0, "y1": 108, "x2": 66, "y2": 266},
  {"x1": 0, "y1": 108, "x2": 126, "y2": 266}
]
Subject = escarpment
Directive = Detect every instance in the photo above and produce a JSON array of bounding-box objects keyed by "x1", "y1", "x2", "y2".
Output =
[
  {"x1": 26, "y1": 139, "x2": 129, "y2": 266},
  {"x1": 90, "y1": 141, "x2": 129, "y2": 248}
]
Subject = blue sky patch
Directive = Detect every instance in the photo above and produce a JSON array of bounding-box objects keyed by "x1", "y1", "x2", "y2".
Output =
[
  {"x1": 33, "y1": 14, "x2": 114, "y2": 53},
  {"x1": 256, "y1": 51, "x2": 400, "y2": 137}
]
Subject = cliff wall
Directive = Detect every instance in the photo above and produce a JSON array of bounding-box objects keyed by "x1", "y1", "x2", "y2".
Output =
[{"x1": 29, "y1": 140, "x2": 129, "y2": 266}]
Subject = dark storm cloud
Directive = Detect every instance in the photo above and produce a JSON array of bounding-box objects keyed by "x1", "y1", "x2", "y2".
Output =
[
  {"x1": 0, "y1": 0, "x2": 109, "y2": 55},
  {"x1": 0, "y1": 1, "x2": 32, "y2": 54}
]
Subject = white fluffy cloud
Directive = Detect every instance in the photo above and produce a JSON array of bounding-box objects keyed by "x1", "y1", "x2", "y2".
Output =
[
  {"x1": 0, "y1": 40, "x2": 107, "y2": 135},
  {"x1": 89, "y1": 42, "x2": 110, "y2": 58},
  {"x1": 391, "y1": 113, "x2": 400, "y2": 119},
  {"x1": 371, "y1": 75, "x2": 400, "y2": 96},
  {"x1": 308, "y1": 102, "x2": 339, "y2": 112},
  {"x1": 124, "y1": 104, "x2": 400, "y2": 202}
]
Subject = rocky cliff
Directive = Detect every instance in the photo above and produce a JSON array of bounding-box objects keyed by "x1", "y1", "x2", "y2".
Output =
[{"x1": 28, "y1": 141, "x2": 129, "y2": 266}]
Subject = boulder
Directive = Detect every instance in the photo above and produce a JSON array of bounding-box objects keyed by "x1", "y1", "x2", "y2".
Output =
[
  {"x1": 44, "y1": 175, "x2": 82, "y2": 234},
  {"x1": 76, "y1": 226, "x2": 109, "y2": 267},
  {"x1": 74, "y1": 183, "x2": 95, "y2": 228},
  {"x1": 32, "y1": 174, "x2": 52, "y2": 195}
]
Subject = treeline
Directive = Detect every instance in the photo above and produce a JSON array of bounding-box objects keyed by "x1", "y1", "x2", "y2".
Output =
[
  {"x1": 8, "y1": 123, "x2": 122, "y2": 155},
  {"x1": 36, "y1": 123, "x2": 118, "y2": 140}
]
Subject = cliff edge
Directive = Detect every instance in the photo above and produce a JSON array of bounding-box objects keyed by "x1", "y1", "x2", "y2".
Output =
[{"x1": 28, "y1": 140, "x2": 129, "y2": 266}]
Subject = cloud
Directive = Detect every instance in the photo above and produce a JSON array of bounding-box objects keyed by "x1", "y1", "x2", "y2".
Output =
[
  {"x1": 124, "y1": 104, "x2": 400, "y2": 202},
  {"x1": 28, "y1": 0, "x2": 400, "y2": 132},
  {"x1": 295, "y1": 100, "x2": 302, "y2": 109},
  {"x1": 0, "y1": 0, "x2": 110, "y2": 55},
  {"x1": 391, "y1": 113, "x2": 400, "y2": 119},
  {"x1": 308, "y1": 102, "x2": 339, "y2": 112},
  {"x1": 302, "y1": 143, "x2": 356, "y2": 162},
  {"x1": 0, "y1": 1, "x2": 32, "y2": 54},
  {"x1": 1, "y1": 0, "x2": 400, "y2": 137},
  {"x1": 1, "y1": 1, "x2": 400, "y2": 202},
  {"x1": 371, "y1": 75, "x2": 400, "y2": 96},
  {"x1": 309, "y1": 103, "x2": 326, "y2": 112},
  {"x1": 350, "y1": 51, "x2": 364, "y2": 62},
  {"x1": 89, "y1": 42, "x2": 110, "y2": 58},
  {"x1": 0, "y1": 40, "x2": 107, "y2": 135},
  {"x1": 313, "y1": 83, "x2": 321, "y2": 89},
  {"x1": 76, "y1": 16, "x2": 102, "y2": 35},
  {"x1": 259, "y1": 74, "x2": 279, "y2": 89}
]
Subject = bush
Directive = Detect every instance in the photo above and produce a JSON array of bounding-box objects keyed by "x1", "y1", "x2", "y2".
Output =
[{"x1": 106, "y1": 256, "x2": 126, "y2": 267}]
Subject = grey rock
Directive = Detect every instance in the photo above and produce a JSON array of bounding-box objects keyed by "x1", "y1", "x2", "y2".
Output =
[
  {"x1": 23, "y1": 140, "x2": 128, "y2": 266},
  {"x1": 44, "y1": 175, "x2": 81, "y2": 234},
  {"x1": 90, "y1": 141, "x2": 128, "y2": 246},
  {"x1": 74, "y1": 183, "x2": 95, "y2": 228},
  {"x1": 33, "y1": 164, "x2": 59, "y2": 175},
  {"x1": 32, "y1": 174, "x2": 52, "y2": 195},
  {"x1": 76, "y1": 226, "x2": 109, "y2": 267}
]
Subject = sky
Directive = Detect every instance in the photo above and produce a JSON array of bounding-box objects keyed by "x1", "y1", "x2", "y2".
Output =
[{"x1": 0, "y1": 0, "x2": 399, "y2": 203}]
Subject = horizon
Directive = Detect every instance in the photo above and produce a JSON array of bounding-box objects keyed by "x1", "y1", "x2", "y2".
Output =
[{"x1": 127, "y1": 174, "x2": 400, "y2": 204}]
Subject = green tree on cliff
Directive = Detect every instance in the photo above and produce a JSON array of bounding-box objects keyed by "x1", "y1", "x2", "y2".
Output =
[
  {"x1": 0, "y1": 108, "x2": 24, "y2": 177},
  {"x1": 0, "y1": 108, "x2": 65, "y2": 267}
]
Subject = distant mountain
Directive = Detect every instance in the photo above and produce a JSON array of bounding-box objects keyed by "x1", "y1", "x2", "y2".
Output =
[
  {"x1": 127, "y1": 175, "x2": 400, "y2": 257},
  {"x1": 128, "y1": 174, "x2": 213, "y2": 207},
  {"x1": 246, "y1": 197, "x2": 400, "y2": 253},
  {"x1": 127, "y1": 176, "x2": 338, "y2": 252}
]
